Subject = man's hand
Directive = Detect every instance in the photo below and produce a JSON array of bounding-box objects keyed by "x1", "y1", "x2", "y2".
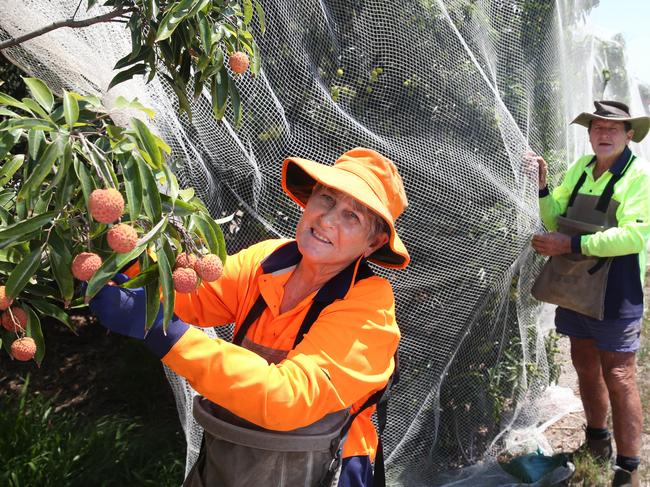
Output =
[
  {"x1": 89, "y1": 273, "x2": 151, "y2": 339},
  {"x1": 531, "y1": 232, "x2": 572, "y2": 256},
  {"x1": 523, "y1": 151, "x2": 548, "y2": 190}
]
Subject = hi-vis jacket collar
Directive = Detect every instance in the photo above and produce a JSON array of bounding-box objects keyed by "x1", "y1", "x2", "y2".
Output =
[
  {"x1": 586, "y1": 146, "x2": 634, "y2": 176},
  {"x1": 260, "y1": 241, "x2": 373, "y2": 302}
]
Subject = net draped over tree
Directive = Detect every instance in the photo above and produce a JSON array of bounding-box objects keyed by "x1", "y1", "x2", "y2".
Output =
[{"x1": 1, "y1": 0, "x2": 648, "y2": 484}]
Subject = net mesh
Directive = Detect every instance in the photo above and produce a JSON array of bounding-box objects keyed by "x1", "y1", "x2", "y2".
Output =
[{"x1": 2, "y1": 1, "x2": 648, "y2": 484}]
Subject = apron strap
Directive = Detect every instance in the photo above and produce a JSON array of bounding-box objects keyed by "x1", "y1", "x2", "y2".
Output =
[
  {"x1": 565, "y1": 158, "x2": 593, "y2": 210},
  {"x1": 595, "y1": 154, "x2": 635, "y2": 213}
]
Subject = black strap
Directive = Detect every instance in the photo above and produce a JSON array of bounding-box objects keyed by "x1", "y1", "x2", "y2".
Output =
[
  {"x1": 232, "y1": 294, "x2": 267, "y2": 345},
  {"x1": 595, "y1": 155, "x2": 635, "y2": 213},
  {"x1": 566, "y1": 170, "x2": 588, "y2": 210}
]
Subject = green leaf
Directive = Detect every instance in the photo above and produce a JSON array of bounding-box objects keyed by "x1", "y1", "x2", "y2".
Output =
[
  {"x1": 254, "y1": 0, "x2": 266, "y2": 34},
  {"x1": 28, "y1": 129, "x2": 45, "y2": 160},
  {"x1": 84, "y1": 245, "x2": 147, "y2": 301},
  {"x1": 130, "y1": 117, "x2": 163, "y2": 168},
  {"x1": 121, "y1": 262, "x2": 159, "y2": 288},
  {"x1": 115, "y1": 96, "x2": 155, "y2": 119},
  {"x1": 160, "y1": 194, "x2": 197, "y2": 216},
  {"x1": 21, "y1": 97, "x2": 51, "y2": 119},
  {"x1": 47, "y1": 231, "x2": 74, "y2": 305},
  {"x1": 243, "y1": 0, "x2": 254, "y2": 26},
  {"x1": 63, "y1": 91, "x2": 79, "y2": 130},
  {"x1": 107, "y1": 63, "x2": 147, "y2": 90},
  {"x1": 0, "y1": 211, "x2": 55, "y2": 241},
  {"x1": 0, "y1": 154, "x2": 24, "y2": 186},
  {"x1": 73, "y1": 155, "x2": 96, "y2": 206},
  {"x1": 156, "y1": 236, "x2": 175, "y2": 330},
  {"x1": 30, "y1": 298, "x2": 74, "y2": 331},
  {"x1": 24, "y1": 306, "x2": 45, "y2": 365},
  {"x1": 143, "y1": 266, "x2": 161, "y2": 329},
  {"x1": 120, "y1": 157, "x2": 143, "y2": 220},
  {"x1": 17, "y1": 135, "x2": 65, "y2": 201},
  {"x1": 191, "y1": 212, "x2": 220, "y2": 256},
  {"x1": 0, "y1": 92, "x2": 31, "y2": 112},
  {"x1": 198, "y1": 13, "x2": 211, "y2": 53},
  {"x1": 114, "y1": 46, "x2": 151, "y2": 70},
  {"x1": 137, "y1": 216, "x2": 168, "y2": 248},
  {"x1": 155, "y1": 0, "x2": 199, "y2": 42},
  {"x1": 161, "y1": 163, "x2": 179, "y2": 202},
  {"x1": 211, "y1": 66, "x2": 230, "y2": 120},
  {"x1": 201, "y1": 212, "x2": 227, "y2": 263},
  {"x1": 6, "y1": 247, "x2": 42, "y2": 300},
  {"x1": 1, "y1": 118, "x2": 58, "y2": 131},
  {"x1": 0, "y1": 107, "x2": 20, "y2": 117},
  {"x1": 23, "y1": 77, "x2": 54, "y2": 112},
  {"x1": 229, "y1": 78, "x2": 242, "y2": 126},
  {"x1": 136, "y1": 156, "x2": 162, "y2": 222}
]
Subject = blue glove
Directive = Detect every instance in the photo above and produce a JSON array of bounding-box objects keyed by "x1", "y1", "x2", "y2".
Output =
[
  {"x1": 89, "y1": 273, "x2": 189, "y2": 358},
  {"x1": 89, "y1": 273, "x2": 150, "y2": 339}
]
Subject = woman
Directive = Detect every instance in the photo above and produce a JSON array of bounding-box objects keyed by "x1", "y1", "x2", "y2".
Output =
[{"x1": 91, "y1": 147, "x2": 410, "y2": 487}]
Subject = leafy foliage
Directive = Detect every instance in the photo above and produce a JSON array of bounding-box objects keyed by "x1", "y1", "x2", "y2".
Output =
[
  {"x1": 102, "y1": 0, "x2": 264, "y2": 123},
  {"x1": 0, "y1": 77, "x2": 227, "y2": 364}
]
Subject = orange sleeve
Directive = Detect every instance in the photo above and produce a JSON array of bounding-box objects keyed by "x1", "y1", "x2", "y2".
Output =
[
  {"x1": 161, "y1": 276, "x2": 399, "y2": 432},
  {"x1": 173, "y1": 239, "x2": 289, "y2": 327}
]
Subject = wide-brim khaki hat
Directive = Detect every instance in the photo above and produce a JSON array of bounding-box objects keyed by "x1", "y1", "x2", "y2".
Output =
[
  {"x1": 282, "y1": 147, "x2": 410, "y2": 269},
  {"x1": 571, "y1": 100, "x2": 650, "y2": 143}
]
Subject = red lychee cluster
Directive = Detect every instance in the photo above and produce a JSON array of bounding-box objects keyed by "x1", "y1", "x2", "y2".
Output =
[
  {"x1": 195, "y1": 254, "x2": 223, "y2": 282},
  {"x1": 175, "y1": 252, "x2": 197, "y2": 269},
  {"x1": 107, "y1": 224, "x2": 138, "y2": 253},
  {"x1": 172, "y1": 267, "x2": 199, "y2": 293},
  {"x1": 71, "y1": 252, "x2": 103, "y2": 281},
  {"x1": 228, "y1": 51, "x2": 250, "y2": 74},
  {"x1": 11, "y1": 336, "x2": 36, "y2": 361},
  {"x1": 0, "y1": 285, "x2": 13, "y2": 310},
  {"x1": 89, "y1": 188, "x2": 124, "y2": 224},
  {"x1": 171, "y1": 252, "x2": 223, "y2": 293},
  {"x1": 1, "y1": 306, "x2": 27, "y2": 332}
]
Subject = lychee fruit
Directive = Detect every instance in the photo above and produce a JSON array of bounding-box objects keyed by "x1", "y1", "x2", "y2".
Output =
[
  {"x1": 194, "y1": 254, "x2": 223, "y2": 282},
  {"x1": 228, "y1": 51, "x2": 250, "y2": 74},
  {"x1": 71, "y1": 252, "x2": 103, "y2": 281},
  {"x1": 175, "y1": 252, "x2": 197, "y2": 269},
  {"x1": 11, "y1": 337, "x2": 36, "y2": 361},
  {"x1": 88, "y1": 188, "x2": 124, "y2": 224},
  {"x1": 1, "y1": 306, "x2": 28, "y2": 332},
  {"x1": 173, "y1": 267, "x2": 199, "y2": 293},
  {"x1": 107, "y1": 224, "x2": 138, "y2": 253},
  {"x1": 0, "y1": 285, "x2": 13, "y2": 310}
]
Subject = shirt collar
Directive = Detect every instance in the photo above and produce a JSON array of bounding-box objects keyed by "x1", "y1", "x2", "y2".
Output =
[
  {"x1": 587, "y1": 146, "x2": 633, "y2": 176},
  {"x1": 260, "y1": 240, "x2": 373, "y2": 302}
]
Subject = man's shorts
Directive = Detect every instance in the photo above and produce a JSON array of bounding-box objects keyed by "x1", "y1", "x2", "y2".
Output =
[{"x1": 555, "y1": 307, "x2": 642, "y2": 353}]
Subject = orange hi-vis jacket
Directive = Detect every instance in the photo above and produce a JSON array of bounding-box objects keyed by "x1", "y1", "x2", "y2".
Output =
[{"x1": 160, "y1": 238, "x2": 400, "y2": 459}]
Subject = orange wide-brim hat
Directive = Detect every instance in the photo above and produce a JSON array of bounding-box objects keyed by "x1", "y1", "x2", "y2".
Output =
[{"x1": 282, "y1": 147, "x2": 410, "y2": 269}]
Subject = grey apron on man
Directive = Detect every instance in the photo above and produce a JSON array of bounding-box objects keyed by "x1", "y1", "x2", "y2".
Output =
[{"x1": 532, "y1": 155, "x2": 634, "y2": 320}]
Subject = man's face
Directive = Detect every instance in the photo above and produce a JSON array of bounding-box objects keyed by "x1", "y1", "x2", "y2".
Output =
[{"x1": 588, "y1": 119, "x2": 634, "y2": 160}]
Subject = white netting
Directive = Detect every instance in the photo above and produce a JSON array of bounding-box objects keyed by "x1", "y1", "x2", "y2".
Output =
[{"x1": 2, "y1": 1, "x2": 648, "y2": 484}]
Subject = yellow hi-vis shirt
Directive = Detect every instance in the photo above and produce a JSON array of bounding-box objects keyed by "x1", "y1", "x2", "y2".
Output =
[{"x1": 166, "y1": 239, "x2": 400, "y2": 460}]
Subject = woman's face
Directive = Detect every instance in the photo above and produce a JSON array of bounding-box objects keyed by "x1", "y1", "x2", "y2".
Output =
[{"x1": 295, "y1": 185, "x2": 387, "y2": 271}]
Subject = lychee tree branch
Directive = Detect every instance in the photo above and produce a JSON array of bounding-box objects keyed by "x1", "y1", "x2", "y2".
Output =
[{"x1": 0, "y1": 7, "x2": 134, "y2": 51}]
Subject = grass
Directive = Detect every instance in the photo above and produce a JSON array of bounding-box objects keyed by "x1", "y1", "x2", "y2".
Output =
[
  {"x1": 0, "y1": 317, "x2": 186, "y2": 487},
  {"x1": 0, "y1": 375, "x2": 184, "y2": 486}
]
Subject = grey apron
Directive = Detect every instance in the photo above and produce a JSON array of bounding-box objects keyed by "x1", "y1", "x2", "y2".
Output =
[
  {"x1": 532, "y1": 155, "x2": 634, "y2": 320},
  {"x1": 183, "y1": 338, "x2": 348, "y2": 487}
]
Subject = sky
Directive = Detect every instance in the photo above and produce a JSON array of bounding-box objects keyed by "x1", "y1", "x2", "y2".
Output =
[{"x1": 587, "y1": 0, "x2": 650, "y2": 85}]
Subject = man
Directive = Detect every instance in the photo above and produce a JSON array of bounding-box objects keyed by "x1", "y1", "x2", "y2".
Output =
[{"x1": 529, "y1": 100, "x2": 650, "y2": 487}]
